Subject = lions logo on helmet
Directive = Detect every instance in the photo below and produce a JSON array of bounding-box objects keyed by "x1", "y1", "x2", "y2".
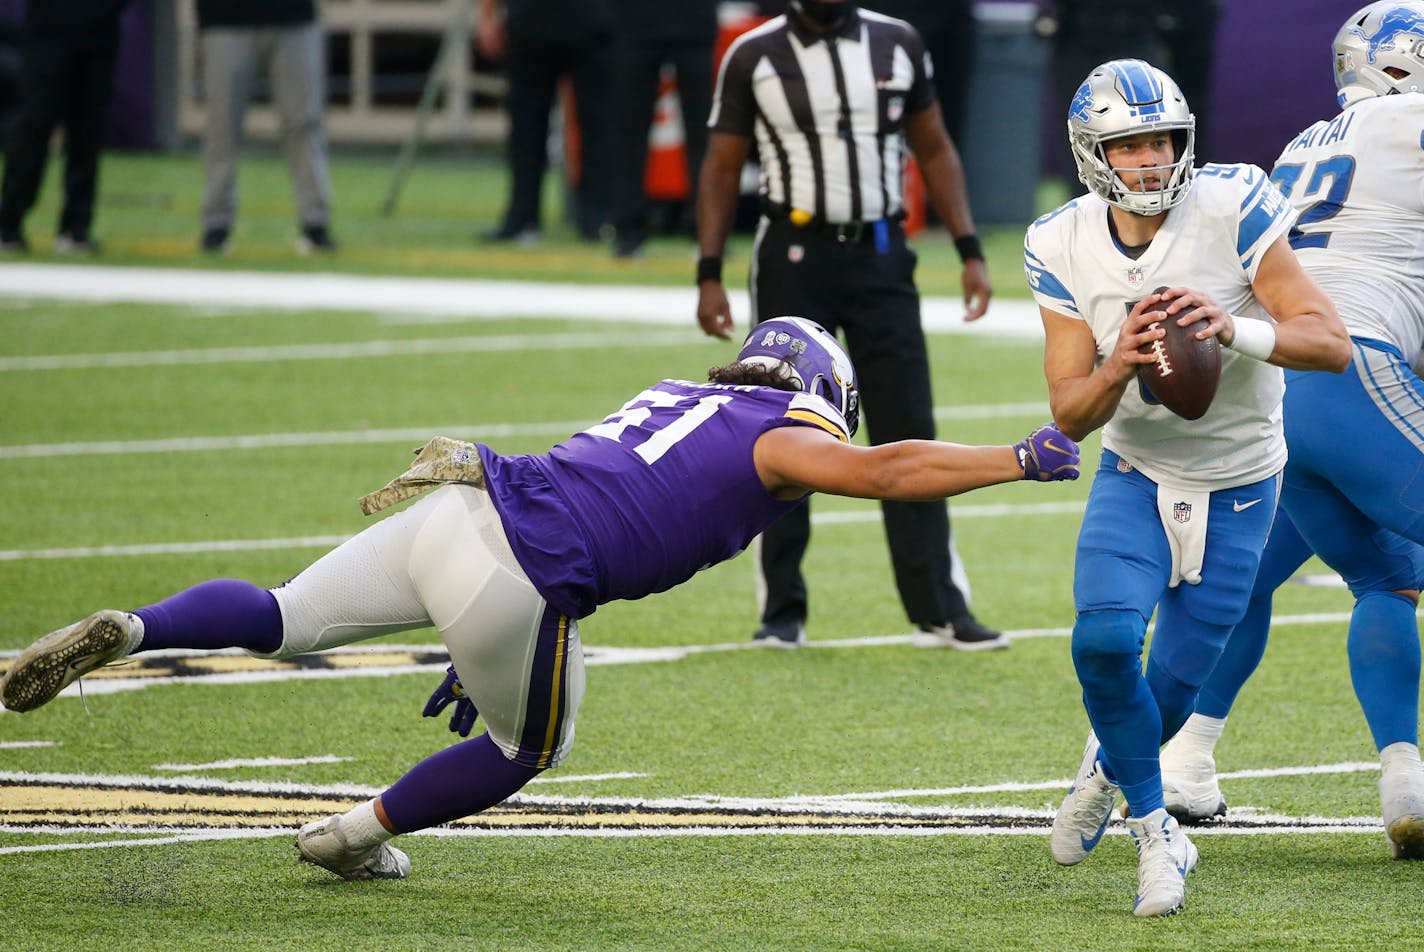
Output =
[
  {"x1": 736, "y1": 316, "x2": 860, "y2": 436},
  {"x1": 1334, "y1": 1, "x2": 1424, "y2": 107},
  {"x1": 1066, "y1": 59, "x2": 1196, "y2": 216}
]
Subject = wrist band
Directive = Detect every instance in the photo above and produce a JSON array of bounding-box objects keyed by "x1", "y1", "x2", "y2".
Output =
[
  {"x1": 696, "y1": 256, "x2": 723, "y2": 284},
  {"x1": 1226, "y1": 317, "x2": 1276, "y2": 361},
  {"x1": 954, "y1": 234, "x2": 984, "y2": 263}
]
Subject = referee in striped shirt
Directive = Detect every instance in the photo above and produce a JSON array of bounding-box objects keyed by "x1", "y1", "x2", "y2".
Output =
[{"x1": 695, "y1": 0, "x2": 1005, "y2": 651}]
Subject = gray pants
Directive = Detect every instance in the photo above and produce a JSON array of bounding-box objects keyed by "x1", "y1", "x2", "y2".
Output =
[{"x1": 200, "y1": 22, "x2": 331, "y2": 231}]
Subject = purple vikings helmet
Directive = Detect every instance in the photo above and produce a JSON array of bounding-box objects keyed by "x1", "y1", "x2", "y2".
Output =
[
  {"x1": 1334, "y1": 2, "x2": 1424, "y2": 107},
  {"x1": 737, "y1": 316, "x2": 860, "y2": 436}
]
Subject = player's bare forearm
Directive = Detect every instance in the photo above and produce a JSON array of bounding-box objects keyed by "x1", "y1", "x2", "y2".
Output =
[
  {"x1": 819, "y1": 440, "x2": 1027, "y2": 501},
  {"x1": 1248, "y1": 237, "x2": 1351, "y2": 371},
  {"x1": 1046, "y1": 372, "x2": 1129, "y2": 442},
  {"x1": 1265, "y1": 311, "x2": 1351, "y2": 371},
  {"x1": 755, "y1": 425, "x2": 1078, "y2": 501}
]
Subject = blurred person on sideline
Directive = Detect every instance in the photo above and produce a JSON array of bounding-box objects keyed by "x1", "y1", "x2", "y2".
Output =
[
  {"x1": 196, "y1": 0, "x2": 336, "y2": 256},
  {"x1": 0, "y1": 0, "x2": 130, "y2": 255},
  {"x1": 696, "y1": 0, "x2": 1005, "y2": 653},
  {"x1": 477, "y1": 0, "x2": 616, "y2": 245},
  {"x1": 608, "y1": 0, "x2": 718, "y2": 259},
  {"x1": 1036, "y1": 0, "x2": 1221, "y2": 182},
  {"x1": 0, "y1": 317, "x2": 1079, "y2": 881}
]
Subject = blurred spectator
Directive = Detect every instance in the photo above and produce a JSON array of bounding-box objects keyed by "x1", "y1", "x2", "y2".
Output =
[
  {"x1": 477, "y1": 0, "x2": 615, "y2": 245},
  {"x1": 197, "y1": 0, "x2": 335, "y2": 255},
  {"x1": 862, "y1": 0, "x2": 975, "y2": 143},
  {"x1": 0, "y1": 0, "x2": 129, "y2": 255},
  {"x1": 1037, "y1": 0, "x2": 1221, "y2": 187},
  {"x1": 608, "y1": 0, "x2": 717, "y2": 259},
  {"x1": 0, "y1": 13, "x2": 19, "y2": 148},
  {"x1": 1158, "y1": 0, "x2": 1221, "y2": 162}
]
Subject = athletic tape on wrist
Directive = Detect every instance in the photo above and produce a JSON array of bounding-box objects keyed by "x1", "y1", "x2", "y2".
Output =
[{"x1": 1226, "y1": 317, "x2": 1276, "y2": 361}]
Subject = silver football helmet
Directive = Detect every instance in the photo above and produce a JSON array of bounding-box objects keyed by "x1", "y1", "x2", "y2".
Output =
[
  {"x1": 1067, "y1": 59, "x2": 1196, "y2": 216},
  {"x1": 737, "y1": 316, "x2": 859, "y2": 436},
  {"x1": 1334, "y1": 2, "x2": 1424, "y2": 107}
]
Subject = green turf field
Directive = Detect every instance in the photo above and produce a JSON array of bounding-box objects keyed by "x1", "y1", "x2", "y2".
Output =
[
  {"x1": 9, "y1": 148, "x2": 1045, "y2": 294},
  {"x1": 0, "y1": 151, "x2": 1416, "y2": 950}
]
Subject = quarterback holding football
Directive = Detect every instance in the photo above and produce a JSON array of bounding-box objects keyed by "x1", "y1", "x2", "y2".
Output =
[{"x1": 1024, "y1": 58, "x2": 1350, "y2": 917}]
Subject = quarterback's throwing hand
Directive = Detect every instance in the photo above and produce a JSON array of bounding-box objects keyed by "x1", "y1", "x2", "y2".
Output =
[
  {"x1": 423, "y1": 665, "x2": 479, "y2": 737},
  {"x1": 1015, "y1": 424, "x2": 1080, "y2": 482}
]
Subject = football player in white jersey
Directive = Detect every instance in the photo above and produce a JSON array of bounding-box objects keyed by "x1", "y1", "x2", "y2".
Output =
[
  {"x1": 1024, "y1": 58, "x2": 1351, "y2": 917},
  {"x1": 1160, "y1": 0, "x2": 1424, "y2": 861}
]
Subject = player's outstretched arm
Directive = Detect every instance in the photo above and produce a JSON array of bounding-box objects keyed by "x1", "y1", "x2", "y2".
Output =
[{"x1": 754, "y1": 423, "x2": 1079, "y2": 502}]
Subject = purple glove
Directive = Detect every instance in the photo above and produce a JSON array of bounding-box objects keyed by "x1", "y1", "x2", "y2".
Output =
[
  {"x1": 1015, "y1": 423, "x2": 1080, "y2": 482},
  {"x1": 422, "y1": 665, "x2": 479, "y2": 737}
]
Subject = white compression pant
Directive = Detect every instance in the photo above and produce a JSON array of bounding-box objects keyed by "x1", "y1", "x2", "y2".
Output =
[{"x1": 266, "y1": 484, "x2": 585, "y2": 767}]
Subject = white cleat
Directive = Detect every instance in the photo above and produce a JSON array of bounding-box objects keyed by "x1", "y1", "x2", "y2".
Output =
[
  {"x1": 1051, "y1": 733, "x2": 1120, "y2": 865},
  {"x1": 1159, "y1": 734, "x2": 1227, "y2": 824},
  {"x1": 1126, "y1": 807, "x2": 1198, "y2": 918},
  {"x1": 1379, "y1": 744, "x2": 1424, "y2": 860},
  {"x1": 0, "y1": 610, "x2": 136, "y2": 713},
  {"x1": 297, "y1": 814, "x2": 411, "y2": 880}
]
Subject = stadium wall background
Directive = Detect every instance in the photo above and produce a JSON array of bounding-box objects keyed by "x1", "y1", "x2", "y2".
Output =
[{"x1": 0, "y1": 0, "x2": 1347, "y2": 189}]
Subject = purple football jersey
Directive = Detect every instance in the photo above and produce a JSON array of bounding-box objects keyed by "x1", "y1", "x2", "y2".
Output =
[{"x1": 476, "y1": 380, "x2": 851, "y2": 617}]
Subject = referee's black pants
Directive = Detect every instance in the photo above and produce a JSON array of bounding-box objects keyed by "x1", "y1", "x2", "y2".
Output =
[{"x1": 750, "y1": 216, "x2": 973, "y2": 632}]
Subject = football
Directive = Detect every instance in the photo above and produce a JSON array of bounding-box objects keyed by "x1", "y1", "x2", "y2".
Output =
[{"x1": 1136, "y1": 289, "x2": 1221, "y2": 421}]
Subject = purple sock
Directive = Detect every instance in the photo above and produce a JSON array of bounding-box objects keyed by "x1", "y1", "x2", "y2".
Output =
[
  {"x1": 133, "y1": 578, "x2": 283, "y2": 654},
  {"x1": 381, "y1": 733, "x2": 542, "y2": 833}
]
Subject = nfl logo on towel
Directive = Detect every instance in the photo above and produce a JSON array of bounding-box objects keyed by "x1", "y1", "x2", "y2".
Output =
[{"x1": 1173, "y1": 501, "x2": 1192, "y2": 524}]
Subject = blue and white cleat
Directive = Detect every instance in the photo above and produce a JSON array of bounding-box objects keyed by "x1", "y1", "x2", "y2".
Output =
[
  {"x1": 1050, "y1": 732, "x2": 1120, "y2": 865},
  {"x1": 1126, "y1": 807, "x2": 1198, "y2": 917}
]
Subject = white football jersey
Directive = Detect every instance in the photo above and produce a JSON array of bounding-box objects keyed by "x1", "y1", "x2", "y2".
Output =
[
  {"x1": 1273, "y1": 95, "x2": 1424, "y2": 361},
  {"x1": 1024, "y1": 164, "x2": 1293, "y2": 491}
]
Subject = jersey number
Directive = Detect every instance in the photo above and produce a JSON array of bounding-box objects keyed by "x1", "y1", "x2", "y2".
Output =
[
  {"x1": 585, "y1": 390, "x2": 732, "y2": 464},
  {"x1": 1270, "y1": 156, "x2": 1356, "y2": 250}
]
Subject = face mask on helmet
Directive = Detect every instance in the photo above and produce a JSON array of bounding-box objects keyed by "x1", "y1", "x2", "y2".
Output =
[
  {"x1": 736, "y1": 316, "x2": 860, "y2": 436},
  {"x1": 1066, "y1": 59, "x2": 1196, "y2": 216},
  {"x1": 1333, "y1": 1, "x2": 1424, "y2": 107},
  {"x1": 789, "y1": 0, "x2": 856, "y2": 28}
]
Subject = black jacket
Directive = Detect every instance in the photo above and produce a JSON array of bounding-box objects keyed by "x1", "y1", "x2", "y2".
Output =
[
  {"x1": 24, "y1": 0, "x2": 129, "y2": 35},
  {"x1": 197, "y1": 0, "x2": 317, "y2": 29}
]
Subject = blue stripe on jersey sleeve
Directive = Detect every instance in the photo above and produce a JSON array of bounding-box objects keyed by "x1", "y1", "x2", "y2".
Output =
[
  {"x1": 1024, "y1": 247, "x2": 1078, "y2": 315},
  {"x1": 1237, "y1": 171, "x2": 1289, "y2": 268}
]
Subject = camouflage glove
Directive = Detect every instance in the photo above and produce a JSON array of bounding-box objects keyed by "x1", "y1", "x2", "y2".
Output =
[
  {"x1": 422, "y1": 665, "x2": 479, "y2": 737},
  {"x1": 1015, "y1": 423, "x2": 1080, "y2": 482}
]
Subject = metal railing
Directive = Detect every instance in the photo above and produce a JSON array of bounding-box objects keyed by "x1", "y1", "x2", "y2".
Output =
[{"x1": 174, "y1": 0, "x2": 507, "y2": 145}]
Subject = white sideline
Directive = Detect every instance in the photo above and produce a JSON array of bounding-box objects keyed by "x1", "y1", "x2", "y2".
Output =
[{"x1": 0, "y1": 263, "x2": 1046, "y2": 335}]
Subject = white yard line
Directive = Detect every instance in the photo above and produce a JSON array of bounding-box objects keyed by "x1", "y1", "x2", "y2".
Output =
[
  {"x1": 0, "y1": 331, "x2": 698, "y2": 372},
  {"x1": 0, "y1": 263, "x2": 1046, "y2": 336},
  {"x1": 0, "y1": 762, "x2": 1388, "y2": 853},
  {"x1": 0, "y1": 501, "x2": 1086, "y2": 562},
  {"x1": 0, "y1": 402, "x2": 1052, "y2": 460}
]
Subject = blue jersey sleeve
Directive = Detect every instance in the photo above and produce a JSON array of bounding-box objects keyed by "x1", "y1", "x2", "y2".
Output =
[
  {"x1": 1220, "y1": 164, "x2": 1292, "y2": 274},
  {"x1": 1024, "y1": 212, "x2": 1080, "y2": 317}
]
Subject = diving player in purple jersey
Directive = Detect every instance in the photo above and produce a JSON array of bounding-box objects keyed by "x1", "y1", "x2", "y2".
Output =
[{"x1": 0, "y1": 316, "x2": 1079, "y2": 881}]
